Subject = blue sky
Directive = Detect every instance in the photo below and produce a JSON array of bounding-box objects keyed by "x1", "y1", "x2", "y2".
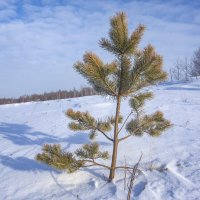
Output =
[{"x1": 0, "y1": 0, "x2": 200, "y2": 98}]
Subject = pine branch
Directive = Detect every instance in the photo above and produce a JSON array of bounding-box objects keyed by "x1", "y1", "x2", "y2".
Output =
[
  {"x1": 103, "y1": 79, "x2": 117, "y2": 96},
  {"x1": 75, "y1": 142, "x2": 109, "y2": 160},
  {"x1": 67, "y1": 109, "x2": 114, "y2": 141},
  {"x1": 119, "y1": 111, "x2": 171, "y2": 142}
]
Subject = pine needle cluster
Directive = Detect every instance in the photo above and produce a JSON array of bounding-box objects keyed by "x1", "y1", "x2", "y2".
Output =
[{"x1": 36, "y1": 144, "x2": 83, "y2": 173}]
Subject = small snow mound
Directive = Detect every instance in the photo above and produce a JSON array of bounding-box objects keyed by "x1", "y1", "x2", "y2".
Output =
[{"x1": 89, "y1": 178, "x2": 99, "y2": 188}]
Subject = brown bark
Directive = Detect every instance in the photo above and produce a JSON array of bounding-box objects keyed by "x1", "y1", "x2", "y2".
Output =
[{"x1": 108, "y1": 95, "x2": 121, "y2": 182}]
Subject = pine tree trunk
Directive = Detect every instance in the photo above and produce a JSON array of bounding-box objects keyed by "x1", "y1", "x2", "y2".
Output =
[{"x1": 108, "y1": 95, "x2": 121, "y2": 182}]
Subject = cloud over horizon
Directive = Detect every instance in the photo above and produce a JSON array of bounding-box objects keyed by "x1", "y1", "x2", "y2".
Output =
[{"x1": 0, "y1": 0, "x2": 200, "y2": 97}]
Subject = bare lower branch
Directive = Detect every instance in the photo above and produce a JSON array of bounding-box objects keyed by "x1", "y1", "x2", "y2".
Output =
[
  {"x1": 119, "y1": 134, "x2": 132, "y2": 142},
  {"x1": 119, "y1": 109, "x2": 141, "y2": 142},
  {"x1": 81, "y1": 160, "x2": 143, "y2": 171},
  {"x1": 118, "y1": 111, "x2": 133, "y2": 134},
  {"x1": 80, "y1": 158, "x2": 144, "y2": 173},
  {"x1": 96, "y1": 127, "x2": 114, "y2": 142},
  {"x1": 81, "y1": 159, "x2": 111, "y2": 169}
]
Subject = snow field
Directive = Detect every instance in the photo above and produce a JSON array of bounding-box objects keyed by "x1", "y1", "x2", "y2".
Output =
[{"x1": 0, "y1": 81, "x2": 200, "y2": 199}]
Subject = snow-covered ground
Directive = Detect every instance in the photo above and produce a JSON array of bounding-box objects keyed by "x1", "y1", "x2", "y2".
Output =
[{"x1": 0, "y1": 81, "x2": 200, "y2": 200}]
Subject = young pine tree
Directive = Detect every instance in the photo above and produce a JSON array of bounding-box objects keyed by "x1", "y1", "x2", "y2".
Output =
[{"x1": 36, "y1": 12, "x2": 171, "y2": 182}]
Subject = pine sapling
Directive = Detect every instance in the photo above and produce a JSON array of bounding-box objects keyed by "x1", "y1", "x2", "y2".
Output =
[{"x1": 36, "y1": 12, "x2": 171, "y2": 182}]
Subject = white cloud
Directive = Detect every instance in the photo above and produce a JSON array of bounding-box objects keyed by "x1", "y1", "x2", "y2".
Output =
[{"x1": 0, "y1": 0, "x2": 199, "y2": 97}]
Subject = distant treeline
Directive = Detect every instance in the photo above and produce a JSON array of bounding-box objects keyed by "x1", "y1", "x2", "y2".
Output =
[{"x1": 0, "y1": 87, "x2": 96, "y2": 105}]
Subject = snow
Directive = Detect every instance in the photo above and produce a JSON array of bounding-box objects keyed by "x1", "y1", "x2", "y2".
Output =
[{"x1": 0, "y1": 81, "x2": 200, "y2": 200}]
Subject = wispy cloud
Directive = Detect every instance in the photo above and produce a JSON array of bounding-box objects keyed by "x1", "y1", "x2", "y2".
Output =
[{"x1": 0, "y1": 0, "x2": 200, "y2": 97}]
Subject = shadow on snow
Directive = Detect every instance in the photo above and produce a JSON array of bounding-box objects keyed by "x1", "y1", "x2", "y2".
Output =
[
  {"x1": 0, "y1": 155, "x2": 54, "y2": 172},
  {"x1": 164, "y1": 87, "x2": 200, "y2": 91},
  {"x1": 0, "y1": 122, "x2": 59, "y2": 146},
  {"x1": 0, "y1": 122, "x2": 111, "y2": 172}
]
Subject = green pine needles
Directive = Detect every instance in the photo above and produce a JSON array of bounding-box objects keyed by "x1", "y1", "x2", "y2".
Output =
[{"x1": 36, "y1": 12, "x2": 171, "y2": 182}]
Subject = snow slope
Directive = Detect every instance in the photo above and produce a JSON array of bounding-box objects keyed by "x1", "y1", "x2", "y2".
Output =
[{"x1": 0, "y1": 81, "x2": 200, "y2": 200}]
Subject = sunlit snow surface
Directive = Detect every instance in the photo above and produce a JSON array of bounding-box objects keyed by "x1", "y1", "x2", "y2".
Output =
[{"x1": 0, "y1": 81, "x2": 200, "y2": 200}]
